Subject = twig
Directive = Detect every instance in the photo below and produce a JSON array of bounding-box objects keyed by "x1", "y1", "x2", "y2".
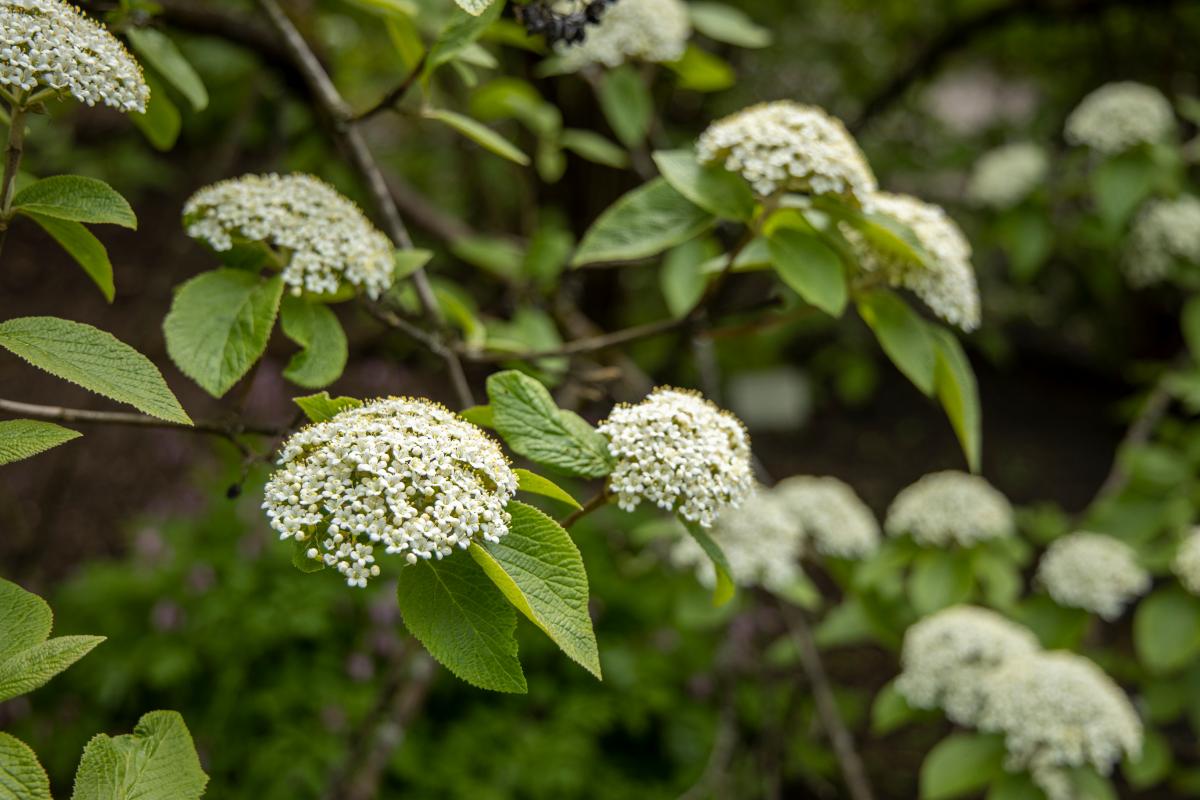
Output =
[
  {"x1": 778, "y1": 601, "x2": 874, "y2": 800},
  {"x1": 560, "y1": 489, "x2": 609, "y2": 529},
  {"x1": 1089, "y1": 364, "x2": 1178, "y2": 506},
  {"x1": 462, "y1": 315, "x2": 687, "y2": 362},
  {"x1": 0, "y1": 103, "x2": 29, "y2": 261},
  {"x1": 255, "y1": 0, "x2": 475, "y2": 408},
  {"x1": 351, "y1": 52, "x2": 428, "y2": 122},
  {"x1": 0, "y1": 397, "x2": 282, "y2": 438}
]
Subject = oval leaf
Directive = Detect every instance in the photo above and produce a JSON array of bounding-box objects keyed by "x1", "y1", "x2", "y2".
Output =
[
  {"x1": 0, "y1": 635, "x2": 105, "y2": 703},
  {"x1": 279, "y1": 295, "x2": 348, "y2": 389},
  {"x1": 0, "y1": 420, "x2": 81, "y2": 466},
  {"x1": 126, "y1": 28, "x2": 209, "y2": 111},
  {"x1": 930, "y1": 327, "x2": 982, "y2": 473},
  {"x1": 857, "y1": 289, "x2": 936, "y2": 396},
  {"x1": 767, "y1": 225, "x2": 847, "y2": 316},
  {"x1": 293, "y1": 392, "x2": 363, "y2": 423},
  {"x1": 0, "y1": 317, "x2": 191, "y2": 424},
  {"x1": 0, "y1": 733, "x2": 51, "y2": 800},
  {"x1": 597, "y1": 65, "x2": 651, "y2": 148},
  {"x1": 681, "y1": 518, "x2": 736, "y2": 606},
  {"x1": 1133, "y1": 586, "x2": 1200, "y2": 674},
  {"x1": 71, "y1": 711, "x2": 208, "y2": 800},
  {"x1": 514, "y1": 469, "x2": 582, "y2": 509},
  {"x1": 12, "y1": 176, "x2": 136, "y2": 229},
  {"x1": 424, "y1": 108, "x2": 530, "y2": 166},
  {"x1": 919, "y1": 733, "x2": 1006, "y2": 800},
  {"x1": 653, "y1": 149, "x2": 756, "y2": 222},
  {"x1": 572, "y1": 178, "x2": 714, "y2": 267},
  {"x1": 0, "y1": 579, "x2": 52, "y2": 662},
  {"x1": 163, "y1": 270, "x2": 284, "y2": 399}
]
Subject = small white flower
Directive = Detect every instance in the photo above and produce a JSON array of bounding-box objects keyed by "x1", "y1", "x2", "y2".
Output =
[
  {"x1": 0, "y1": 0, "x2": 148, "y2": 112},
  {"x1": 262, "y1": 397, "x2": 518, "y2": 588},
  {"x1": 454, "y1": 0, "x2": 494, "y2": 15},
  {"x1": 773, "y1": 475, "x2": 879, "y2": 558},
  {"x1": 966, "y1": 143, "x2": 1048, "y2": 209},
  {"x1": 599, "y1": 387, "x2": 754, "y2": 528},
  {"x1": 1173, "y1": 528, "x2": 1200, "y2": 596},
  {"x1": 554, "y1": 0, "x2": 690, "y2": 70},
  {"x1": 896, "y1": 605, "x2": 1040, "y2": 727},
  {"x1": 1036, "y1": 532, "x2": 1149, "y2": 620},
  {"x1": 1065, "y1": 81, "x2": 1175, "y2": 155},
  {"x1": 696, "y1": 100, "x2": 877, "y2": 201},
  {"x1": 885, "y1": 471, "x2": 1014, "y2": 547},
  {"x1": 978, "y1": 651, "x2": 1142, "y2": 800},
  {"x1": 844, "y1": 192, "x2": 981, "y2": 331},
  {"x1": 1123, "y1": 195, "x2": 1200, "y2": 286},
  {"x1": 670, "y1": 486, "x2": 802, "y2": 592},
  {"x1": 184, "y1": 173, "x2": 396, "y2": 300}
]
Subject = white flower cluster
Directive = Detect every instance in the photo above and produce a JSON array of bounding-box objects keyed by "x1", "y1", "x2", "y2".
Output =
[
  {"x1": 555, "y1": 0, "x2": 690, "y2": 71},
  {"x1": 1174, "y1": 529, "x2": 1200, "y2": 595},
  {"x1": 183, "y1": 173, "x2": 396, "y2": 299},
  {"x1": 896, "y1": 606, "x2": 1040, "y2": 726},
  {"x1": 262, "y1": 397, "x2": 518, "y2": 588},
  {"x1": 966, "y1": 142, "x2": 1048, "y2": 209},
  {"x1": 845, "y1": 192, "x2": 981, "y2": 331},
  {"x1": 1036, "y1": 532, "x2": 1149, "y2": 620},
  {"x1": 977, "y1": 651, "x2": 1142, "y2": 800},
  {"x1": 599, "y1": 387, "x2": 754, "y2": 528},
  {"x1": 885, "y1": 471, "x2": 1014, "y2": 547},
  {"x1": 1123, "y1": 195, "x2": 1200, "y2": 287},
  {"x1": 1064, "y1": 81, "x2": 1175, "y2": 155},
  {"x1": 773, "y1": 475, "x2": 880, "y2": 558},
  {"x1": 0, "y1": 0, "x2": 148, "y2": 113},
  {"x1": 696, "y1": 101, "x2": 878, "y2": 200},
  {"x1": 671, "y1": 486, "x2": 803, "y2": 591}
]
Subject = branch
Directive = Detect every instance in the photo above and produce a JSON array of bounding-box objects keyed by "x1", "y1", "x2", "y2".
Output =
[
  {"x1": 560, "y1": 489, "x2": 610, "y2": 529},
  {"x1": 461, "y1": 315, "x2": 687, "y2": 362},
  {"x1": 351, "y1": 52, "x2": 429, "y2": 123},
  {"x1": 0, "y1": 397, "x2": 282, "y2": 438},
  {"x1": 255, "y1": 0, "x2": 475, "y2": 408},
  {"x1": 850, "y1": 0, "x2": 1183, "y2": 133},
  {"x1": 1089, "y1": 362, "x2": 1178, "y2": 506},
  {"x1": 779, "y1": 601, "x2": 875, "y2": 800}
]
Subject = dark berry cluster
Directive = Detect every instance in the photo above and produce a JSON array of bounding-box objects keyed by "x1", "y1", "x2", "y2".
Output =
[{"x1": 513, "y1": 0, "x2": 618, "y2": 47}]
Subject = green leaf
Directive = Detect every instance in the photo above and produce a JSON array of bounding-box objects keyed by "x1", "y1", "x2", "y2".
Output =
[
  {"x1": 681, "y1": 518, "x2": 736, "y2": 606},
  {"x1": 424, "y1": 108, "x2": 529, "y2": 166},
  {"x1": 1133, "y1": 586, "x2": 1200, "y2": 674},
  {"x1": 995, "y1": 207, "x2": 1053, "y2": 282},
  {"x1": 597, "y1": 65, "x2": 652, "y2": 148},
  {"x1": 688, "y1": 1, "x2": 772, "y2": 48},
  {"x1": 126, "y1": 28, "x2": 208, "y2": 111},
  {"x1": 871, "y1": 679, "x2": 920, "y2": 735},
  {"x1": 394, "y1": 248, "x2": 434, "y2": 281},
  {"x1": 0, "y1": 419, "x2": 81, "y2": 466},
  {"x1": 514, "y1": 469, "x2": 582, "y2": 509},
  {"x1": 986, "y1": 772, "x2": 1045, "y2": 800},
  {"x1": 572, "y1": 178, "x2": 714, "y2": 267},
  {"x1": 0, "y1": 317, "x2": 191, "y2": 424},
  {"x1": 470, "y1": 501, "x2": 600, "y2": 677},
  {"x1": 857, "y1": 290, "x2": 936, "y2": 395},
  {"x1": 71, "y1": 711, "x2": 208, "y2": 800},
  {"x1": 767, "y1": 225, "x2": 847, "y2": 316},
  {"x1": 487, "y1": 370, "x2": 614, "y2": 478},
  {"x1": 930, "y1": 327, "x2": 981, "y2": 472},
  {"x1": 1091, "y1": 150, "x2": 1157, "y2": 229},
  {"x1": 665, "y1": 45, "x2": 736, "y2": 92},
  {"x1": 426, "y1": 0, "x2": 505, "y2": 74},
  {"x1": 24, "y1": 213, "x2": 114, "y2": 301},
  {"x1": 293, "y1": 392, "x2": 363, "y2": 423},
  {"x1": 1064, "y1": 768, "x2": 1117, "y2": 800},
  {"x1": 291, "y1": 537, "x2": 325, "y2": 573},
  {"x1": 909, "y1": 550, "x2": 974, "y2": 616},
  {"x1": 1015, "y1": 594, "x2": 1090, "y2": 649},
  {"x1": 0, "y1": 580, "x2": 51, "y2": 663},
  {"x1": 12, "y1": 176, "x2": 136, "y2": 229},
  {"x1": 279, "y1": 295, "x2": 348, "y2": 389},
  {"x1": 660, "y1": 238, "x2": 714, "y2": 318},
  {"x1": 1123, "y1": 728, "x2": 1172, "y2": 790},
  {"x1": 396, "y1": 555, "x2": 527, "y2": 693},
  {"x1": 163, "y1": 270, "x2": 284, "y2": 398},
  {"x1": 459, "y1": 404, "x2": 495, "y2": 429},
  {"x1": 132, "y1": 69, "x2": 182, "y2": 151},
  {"x1": 560, "y1": 129, "x2": 629, "y2": 169},
  {"x1": 919, "y1": 733, "x2": 1006, "y2": 800},
  {"x1": 652, "y1": 149, "x2": 756, "y2": 222},
  {"x1": 0, "y1": 635, "x2": 105, "y2": 702},
  {"x1": 0, "y1": 733, "x2": 51, "y2": 800}
]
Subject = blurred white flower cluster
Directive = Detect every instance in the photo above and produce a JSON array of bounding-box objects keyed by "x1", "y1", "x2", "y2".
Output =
[
  {"x1": 263, "y1": 398, "x2": 518, "y2": 588},
  {"x1": 696, "y1": 101, "x2": 878, "y2": 200},
  {"x1": 847, "y1": 192, "x2": 981, "y2": 331},
  {"x1": 896, "y1": 606, "x2": 1039, "y2": 726},
  {"x1": 1036, "y1": 532, "x2": 1149, "y2": 619},
  {"x1": 600, "y1": 387, "x2": 754, "y2": 528},
  {"x1": 1174, "y1": 528, "x2": 1200, "y2": 596},
  {"x1": 1064, "y1": 81, "x2": 1175, "y2": 155},
  {"x1": 183, "y1": 173, "x2": 396, "y2": 299},
  {"x1": 555, "y1": 0, "x2": 690, "y2": 70},
  {"x1": 671, "y1": 486, "x2": 802, "y2": 592},
  {"x1": 0, "y1": 0, "x2": 148, "y2": 113},
  {"x1": 1123, "y1": 195, "x2": 1200, "y2": 286},
  {"x1": 897, "y1": 606, "x2": 1142, "y2": 800},
  {"x1": 977, "y1": 651, "x2": 1142, "y2": 800},
  {"x1": 774, "y1": 475, "x2": 880, "y2": 558},
  {"x1": 966, "y1": 142, "x2": 1048, "y2": 209},
  {"x1": 885, "y1": 471, "x2": 1014, "y2": 547}
]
